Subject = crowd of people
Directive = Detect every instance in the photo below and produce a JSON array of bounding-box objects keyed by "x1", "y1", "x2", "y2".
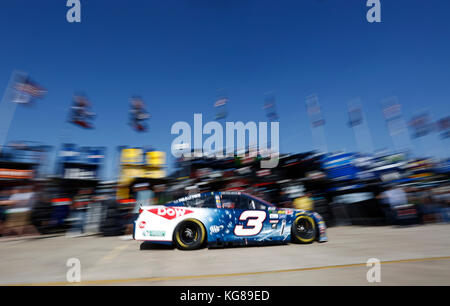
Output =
[
  {"x1": 0, "y1": 185, "x2": 110, "y2": 238},
  {"x1": 0, "y1": 186, "x2": 37, "y2": 237}
]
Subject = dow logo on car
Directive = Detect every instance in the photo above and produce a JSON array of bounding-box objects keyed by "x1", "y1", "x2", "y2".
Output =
[{"x1": 148, "y1": 207, "x2": 194, "y2": 220}]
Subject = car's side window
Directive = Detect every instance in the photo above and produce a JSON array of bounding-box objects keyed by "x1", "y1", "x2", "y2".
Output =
[
  {"x1": 201, "y1": 195, "x2": 217, "y2": 208},
  {"x1": 221, "y1": 195, "x2": 238, "y2": 209},
  {"x1": 184, "y1": 198, "x2": 200, "y2": 207},
  {"x1": 237, "y1": 196, "x2": 254, "y2": 210},
  {"x1": 185, "y1": 195, "x2": 216, "y2": 208},
  {"x1": 241, "y1": 196, "x2": 268, "y2": 210},
  {"x1": 254, "y1": 200, "x2": 268, "y2": 211},
  {"x1": 221, "y1": 194, "x2": 269, "y2": 210}
]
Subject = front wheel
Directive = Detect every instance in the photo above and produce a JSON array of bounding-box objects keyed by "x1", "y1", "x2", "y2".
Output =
[
  {"x1": 291, "y1": 215, "x2": 316, "y2": 244},
  {"x1": 173, "y1": 219, "x2": 207, "y2": 250}
]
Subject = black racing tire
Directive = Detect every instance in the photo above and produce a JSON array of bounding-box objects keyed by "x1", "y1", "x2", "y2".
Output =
[
  {"x1": 291, "y1": 214, "x2": 316, "y2": 244},
  {"x1": 173, "y1": 219, "x2": 207, "y2": 250}
]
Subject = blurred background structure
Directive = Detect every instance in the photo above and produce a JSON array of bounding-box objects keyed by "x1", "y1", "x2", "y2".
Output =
[
  {"x1": 0, "y1": 1, "x2": 449, "y2": 240},
  {"x1": 0, "y1": 137, "x2": 449, "y2": 238}
]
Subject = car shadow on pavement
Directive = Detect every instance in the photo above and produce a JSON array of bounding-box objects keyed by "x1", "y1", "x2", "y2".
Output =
[
  {"x1": 140, "y1": 242, "x2": 175, "y2": 250},
  {"x1": 208, "y1": 241, "x2": 289, "y2": 250}
]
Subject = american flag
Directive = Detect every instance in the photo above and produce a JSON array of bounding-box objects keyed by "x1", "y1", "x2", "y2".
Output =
[
  {"x1": 214, "y1": 98, "x2": 228, "y2": 107},
  {"x1": 12, "y1": 77, "x2": 46, "y2": 103}
]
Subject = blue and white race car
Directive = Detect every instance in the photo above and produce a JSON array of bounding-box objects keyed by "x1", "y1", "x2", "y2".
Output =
[{"x1": 134, "y1": 191, "x2": 328, "y2": 250}]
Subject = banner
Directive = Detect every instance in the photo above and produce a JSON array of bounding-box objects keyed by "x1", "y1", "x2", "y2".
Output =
[
  {"x1": 11, "y1": 75, "x2": 46, "y2": 104},
  {"x1": 263, "y1": 93, "x2": 278, "y2": 121},
  {"x1": 437, "y1": 116, "x2": 450, "y2": 139},
  {"x1": 129, "y1": 96, "x2": 150, "y2": 132},
  {"x1": 145, "y1": 151, "x2": 166, "y2": 167},
  {"x1": 408, "y1": 112, "x2": 434, "y2": 139},
  {"x1": 117, "y1": 147, "x2": 166, "y2": 199},
  {"x1": 0, "y1": 169, "x2": 34, "y2": 179},
  {"x1": 347, "y1": 105, "x2": 363, "y2": 127},
  {"x1": 382, "y1": 99, "x2": 403, "y2": 136},
  {"x1": 305, "y1": 94, "x2": 325, "y2": 127},
  {"x1": 382, "y1": 100, "x2": 402, "y2": 122},
  {"x1": 57, "y1": 144, "x2": 105, "y2": 179},
  {"x1": 120, "y1": 148, "x2": 144, "y2": 164},
  {"x1": 69, "y1": 93, "x2": 96, "y2": 129},
  {"x1": 214, "y1": 89, "x2": 228, "y2": 120}
]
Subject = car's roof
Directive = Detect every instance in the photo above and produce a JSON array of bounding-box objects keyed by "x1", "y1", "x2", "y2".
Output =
[
  {"x1": 195, "y1": 191, "x2": 276, "y2": 207},
  {"x1": 171, "y1": 191, "x2": 276, "y2": 207}
]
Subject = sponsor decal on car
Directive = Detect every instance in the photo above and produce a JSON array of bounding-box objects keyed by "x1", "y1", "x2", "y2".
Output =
[
  {"x1": 269, "y1": 219, "x2": 279, "y2": 224},
  {"x1": 139, "y1": 221, "x2": 146, "y2": 229},
  {"x1": 148, "y1": 207, "x2": 193, "y2": 220},
  {"x1": 215, "y1": 195, "x2": 221, "y2": 207},
  {"x1": 142, "y1": 230, "x2": 166, "y2": 237},
  {"x1": 312, "y1": 212, "x2": 323, "y2": 220},
  {"x1": 280, "y1": 219, "x2": 286, "y2": 235},
  {"x1": 269, "y1": 213, "x2": 279, "y2": 219},
  {"x1": 278, "y1": 210, "x2": 293, "y2": 215},
  {"x1": 173, "y1": 194, "x2": 201, "y2": 203},
  {"x1": 295, "y1": 210, "x2": 306, "y2": 216},
  {"x1": 209, "y1": 225, "x2": 224, "y2": 234},
  {"x1": 221, "y1": 191, "x2": 241, "y2": 195},
  {"x1": 317, "y1": 219, "x2": 326, "y2": 234},
  {"x1": 150, "y1": 230, "x2": 165, "y2": 237}
]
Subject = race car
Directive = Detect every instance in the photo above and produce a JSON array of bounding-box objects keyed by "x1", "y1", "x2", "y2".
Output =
[{"x1": 134, "y1": 191, "x2": 327, "y2": 250}]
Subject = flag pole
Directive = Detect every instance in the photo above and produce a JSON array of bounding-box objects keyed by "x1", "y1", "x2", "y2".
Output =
[
  {"x1": 348, "y1": 98, "x2": 374, "y2": 154},
  {"x1": 0, "y1": 70, "x2": 27, "y2": 153},
  {"x1": 306, "y1": 94, "x2": 327, "y2": 153}
]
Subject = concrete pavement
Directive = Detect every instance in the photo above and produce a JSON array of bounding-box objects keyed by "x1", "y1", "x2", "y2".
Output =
[{"x1": 1, "y1": 223, "x2": 450, "y2": 285}]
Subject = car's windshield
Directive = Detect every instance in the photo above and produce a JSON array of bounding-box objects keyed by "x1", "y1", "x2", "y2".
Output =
[{"x1": 221, "y1": 194, "x2": 270, "y2": 210}]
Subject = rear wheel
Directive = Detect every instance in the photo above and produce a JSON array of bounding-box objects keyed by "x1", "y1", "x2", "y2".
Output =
[
  {"x1": 291, "y1": 215, "x2": 316, "y2": 244},
  {"x1": 173, "y1": 219, "x2": 206, "y2": 250}
]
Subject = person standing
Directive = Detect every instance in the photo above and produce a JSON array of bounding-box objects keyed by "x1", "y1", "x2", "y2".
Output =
[
  {"x1": 293, "y1": 192, "x2": 314, "y2": 211},
  {"x1": 4, "y1": 186, "x2": 37, "y2": 236},
  {"x1": 0, "y1": 189, "x2": 13, "y2": 236},
  {"x1": 121, "y1": 184, "x2": 152, "y2": 240},
  {"x1": 378, "y1": 185, "x2": 409, "y2": 225},
  {"x1": 67, "y1": 188, "x2": 93, "y2": 237}
]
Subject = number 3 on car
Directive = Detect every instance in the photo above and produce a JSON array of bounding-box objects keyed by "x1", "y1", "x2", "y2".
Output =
[{"x1": 234, "y1": 210, "x2": 267, "y2": 236}]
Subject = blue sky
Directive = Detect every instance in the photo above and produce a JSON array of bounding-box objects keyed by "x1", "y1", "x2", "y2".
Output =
[{"x1": 0, "y1": 0, "x2": 449, "y2": 179}]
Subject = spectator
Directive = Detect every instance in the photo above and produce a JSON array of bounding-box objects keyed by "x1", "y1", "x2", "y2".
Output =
[
  {"x1": 67, "y1": 188, "x2": 93, "y2": 237},
  {"x1": 154, "y1": 184, "x2": 169, "y2": 205},
  {"x1": 278, "y1": 190, "x2": 291, "y2": 208},
  {"x1": 293, "y1": 192, "x2": 314, "y2": 211},
  {"x1": 378, "y1": 185, "x2": 411, "y2": 225},
  {"x1": 4, "y1": 186, "x2": 37, "y2": 236},
  {"x1": 419, "y1": 187, "x2": 444, "y2": 223},
  {"x1": 121, "y1": 184, "x2": 151, "y2": 240},
  {"x1": 0, "y1": 189, "x2": 13, "y2": 236}
]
